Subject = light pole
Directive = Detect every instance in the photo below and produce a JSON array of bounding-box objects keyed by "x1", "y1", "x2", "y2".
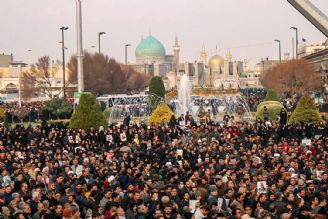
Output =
[
  {"x1": 274, "y1": 39, "x2": 281, "y2": 63},
  {"x1": 76, "y1": 0, "x2": 84, "y2": 93},
  {"x1": 261, "y1": 58, "x2": 265, "y2": 76},
  {"x1": 98, "y1": 32, "x2": 106, "y2": 54},
  {"x1": 18, "y1": 65, "x2": 22, "y2": 108},
  {"x1": 125, "y1": 44, "x2": 131, "y2": 65},
  {"x1": 60, "y1": 26, "x2": 69, "y2": 99},
  {"x1": 290, "y1": 27, "x2": 298, "y2": 58}
]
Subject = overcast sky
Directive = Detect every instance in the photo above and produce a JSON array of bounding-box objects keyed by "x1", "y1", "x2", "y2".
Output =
[{"x1": 1, "y1": 0, "x2": 328, "y2": 66}]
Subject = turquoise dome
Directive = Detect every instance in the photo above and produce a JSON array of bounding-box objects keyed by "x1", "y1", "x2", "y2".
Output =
[{"x1": 135, "y1": 35, "x2": 166, "y2": 58}]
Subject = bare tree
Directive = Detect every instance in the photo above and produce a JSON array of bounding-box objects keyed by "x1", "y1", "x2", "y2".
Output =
[
  {"x1": 22, "y1": 56, "x2": 61, "y2": 99},
  {"x1": 260, "y1": 59, "x2": 322, "y2": 95},
  {"x1": 67, "y1": 52, "x2": 150, "y2": 95}
]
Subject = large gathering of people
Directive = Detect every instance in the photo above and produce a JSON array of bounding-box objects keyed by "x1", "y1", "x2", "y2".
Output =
[
  {"x1": 0, "y1": 99, "x2": 327, "y2": 219},
  {"x1": 240, "y1": 89, "x2": 267, "y2": 112}
]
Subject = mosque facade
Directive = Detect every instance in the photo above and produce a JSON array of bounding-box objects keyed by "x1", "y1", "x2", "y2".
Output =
[{"x1": 129, "y1": 34, "x2": 253, "y2": 90}]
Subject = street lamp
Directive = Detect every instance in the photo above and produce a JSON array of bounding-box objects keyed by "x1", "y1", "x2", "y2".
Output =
[
  {"x1": 98, "y1": 32, "x2": 106, "y2": 54},
  {"x1": 125, "y1": 44, "x2": 131, "y2": 65},
  {"x1": 60, "y1": 26, "x2": 69, "y2": 99},
  {"x1": 290, "y1": 26, "x2": 298, "y2": 59},
  {"x1": 274, "y1": 39, "x2": 282, "y2": 63}
]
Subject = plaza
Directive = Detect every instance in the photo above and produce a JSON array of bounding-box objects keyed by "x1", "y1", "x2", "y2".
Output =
[{"x1": 0, "y1": 1, "x2": 327, "y2": 219}]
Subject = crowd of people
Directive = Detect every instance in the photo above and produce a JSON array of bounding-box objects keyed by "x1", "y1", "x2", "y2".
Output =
[
  {"x1": 240, "y1": 89, "x2": 266, "y2": 112},
  {"x1": 2, "y1": 102, "x2": 46, "y2": 123},
  {"x1": 0, "y1": 104, "x2": 326, "y2": 219}
]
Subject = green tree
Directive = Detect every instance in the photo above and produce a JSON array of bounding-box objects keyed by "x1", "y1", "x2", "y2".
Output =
[
  {"x1": 289, "y1": 96, "x2": 321, "y2": 123},
  {"x1": 149, "y1": 76, "x2": 165, "y2": 98},
  {"x1": 264, "y1": 90, "x2": 280, "y2": 102},
  {"x1": 43, "y1": 98, "x2": 73, "y2": 119},
  {"x1": 69, "y1": 93, "x2": 107, "y2": 129}
]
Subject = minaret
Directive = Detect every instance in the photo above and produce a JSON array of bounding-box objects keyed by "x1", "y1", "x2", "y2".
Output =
[
  {"x1": 224, "y1": 49, "x2": 231, "y2": 80},
  {"x1": 201, "y1": 44, "x2": 207, "y2": 65},
  {"x1": 226, "y1": 48, "x2": 232, "y2": 61},
  {"x1": 173, "y1": 35, "x2": 180, "y2": 73}
]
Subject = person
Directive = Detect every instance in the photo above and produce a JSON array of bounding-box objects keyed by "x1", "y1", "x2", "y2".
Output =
[
  {"x1": 2, "y1": 207, "x2": 11, "y2": 219},
  {"x1": 263, "y1": 106, "x2": 269, "y2": 121},
  {"x1": 169, "y1": 115, "x2": 177, "y2": 128},
  {"x1": 194, "y1": 205, "x2": 210, "y2": 219},
  {"x1": 223, "y1": 112, "x2": 230, "y2": 125},
  {"x1": 0, "y1": 100, "x2": 326, "y2": 219},
  {"x1": 205, "y1": 109, "x2": 212, "y2": 124},
  {"x1": 279, "y1": 108, "x2": 287, "y2": 126}
]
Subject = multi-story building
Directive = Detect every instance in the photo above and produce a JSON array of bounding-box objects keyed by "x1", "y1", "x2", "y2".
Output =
[{"x1": 0, "y1": 55, "x2": 73, "y2": 101}]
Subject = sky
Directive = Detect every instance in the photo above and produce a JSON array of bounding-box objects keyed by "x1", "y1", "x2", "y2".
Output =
[{"x1": 1, "y1": 0, "x2": 328, "y2": 66}]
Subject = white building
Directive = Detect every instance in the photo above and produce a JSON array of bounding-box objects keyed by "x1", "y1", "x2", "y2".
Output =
[{"x1": 0, "y1": 61, "x2": 73, "y2": 101}]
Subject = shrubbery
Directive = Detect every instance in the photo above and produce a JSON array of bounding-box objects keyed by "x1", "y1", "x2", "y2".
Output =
[
  {"x1": 43, "y1": 98, "x2": 72, "y2": 119},
  {"x1": 70, "y1": 93, "x2": 107, "y2": 129},
  {"x1": 256, "y1": 101, "x2": 285, "y2": 121},
  {"x1": 0, "y1": 108, "x2": 4, "y2": 121},
  {"x1": 289, "y1": 96, "x2": 321, "y2": 123},
  {"x1": 148, "y1": 104, "x2": 174, "y2": 125}
]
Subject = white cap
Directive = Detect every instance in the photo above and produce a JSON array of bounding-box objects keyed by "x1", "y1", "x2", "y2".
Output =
[
  {"x1": 291, "y1": 173, "x2": 298, "y2": 178},
  {"x1": 288, "y1": 168, "x2": 295, "y2": 172},
  {"x1": 107, "y1": 175, "x2": 115, "y2": 183},
  {"x1": 165, "y1": 162, "x2": 172, "y2": 167}
]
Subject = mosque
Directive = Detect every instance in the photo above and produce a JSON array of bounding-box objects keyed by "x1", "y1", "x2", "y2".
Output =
[{"x1": 129, "y1": 34, "x2": 244, "y2": 90}]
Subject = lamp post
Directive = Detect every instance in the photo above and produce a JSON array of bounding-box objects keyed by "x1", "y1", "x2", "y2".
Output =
[
  {"x1": 98, "y1": 32, "x2": 106, "y2": 54},
  {"x1": 290, "y1": 27, "x2": 298, "y2": 58},
  {"x1": 60, "y1": 26, "x2": 69, "y2": 99},
  {"x1": 125, "y1": 44, "x2": 131, "y2": 65},
  {"x1": 76, "y1": 0, "x2": 84, "y2": 93},
  {"x1": 274, "y1": 39, "x2": 282, "y2": 63},
  {"x1": 261, "y1": 58, "x2": 265, "y2": 76},
  {"x1": 18, "y1": 65, "x2": 22, "y2": 108}
]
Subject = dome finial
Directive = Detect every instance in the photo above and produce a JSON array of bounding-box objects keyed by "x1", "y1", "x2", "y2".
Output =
[
  {"x1": 216, "y1": 45, "x2": 218, "y2": 55},
  {"x1": 174, "y1": 34, "x2": 179, "y2": 46},
  {"x1": 201, "y1": 44, "x2": 206, "y2": 53},
  {"x1": 149, "y1": 28, "x2": 152, "y2": 36},
  {"x1": 201, "y1": 44, "x2": 207, "y2": 65}
]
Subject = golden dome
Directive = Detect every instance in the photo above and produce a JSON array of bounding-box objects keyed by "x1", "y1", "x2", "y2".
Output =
[{"x1": 209, "y1": 54, "x2": 224, "y2": 69}]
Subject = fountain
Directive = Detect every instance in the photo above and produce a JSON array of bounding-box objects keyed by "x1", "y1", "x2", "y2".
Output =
[
  {"x1": 170, "y1": 76, "x2": 254, "y2": 122},
  {"x1": 176, "y1": 74, "x2": 192, "y2": 116}
]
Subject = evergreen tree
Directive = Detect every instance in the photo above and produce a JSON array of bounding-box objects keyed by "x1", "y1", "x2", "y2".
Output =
[
  {"x1": 70, "y1": 93, "x2": 107, "y2": 129},
  {"x1": 289, "y1": 96, "x2": 321, "y2": 123},
  {"x1": 43, "y1": 98, "x2": 72, "y2": 119},
  {"x1": 264, "y1": 90, "x2": 280, "y2": 102},
  {"x1": 149, "y1": 76, "x2": 165, "y2": 98}
]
